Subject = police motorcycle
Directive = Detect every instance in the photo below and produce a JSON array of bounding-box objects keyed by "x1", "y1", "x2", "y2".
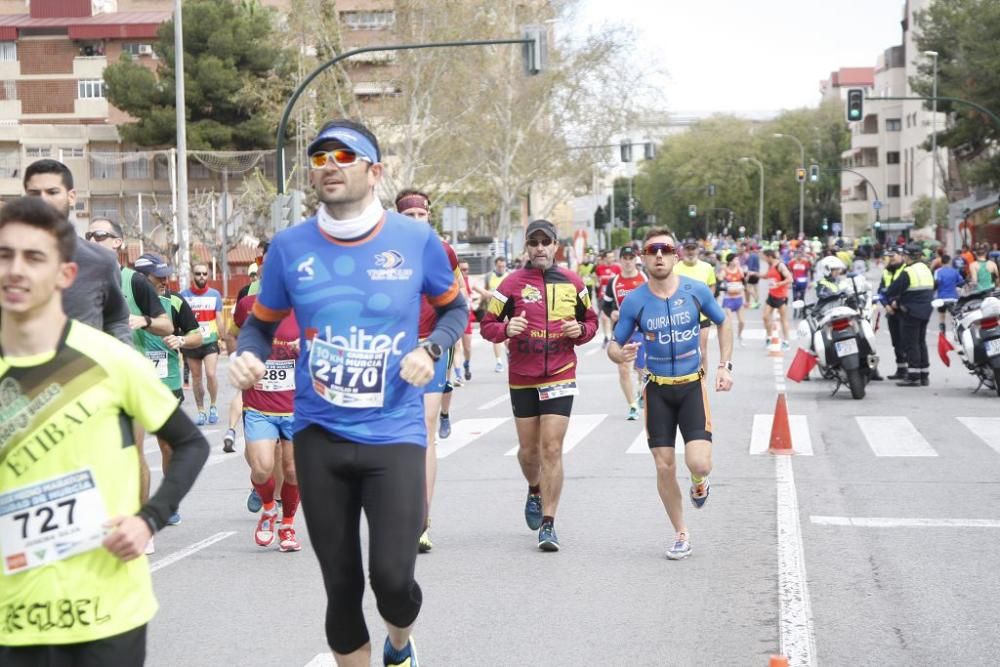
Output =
[
  {"x1": 793, "y1": 257, "x2": 879, "y2": 399},
  {"x1": 936, "y1": 287, "x2": 1000, "y2": 396}
]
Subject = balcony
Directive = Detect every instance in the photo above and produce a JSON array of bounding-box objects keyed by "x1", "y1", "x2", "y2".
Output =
[
  {"x1": 0, "y1": 99, "x2": 20, "y2": 119},
  {"x1": 0, "y1": 61, "x2": 17, "y2": 79},
  {"x1": 73, "y1": 55, "x2": 107, "y2": 79},
  {"x1": 74, "y1": 97, "x2": 108, "y2": 118}
]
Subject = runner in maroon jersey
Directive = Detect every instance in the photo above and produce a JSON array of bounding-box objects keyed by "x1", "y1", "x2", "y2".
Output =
[
  {"x1": 601, "y1": 246, "x2": 648, "y2": 420},
  {"x1": 232, "y1": 291, "x2": 302, "y2": 552},
  {"x1": 594, "y1": 249, "x2": 622, "y2": 348}
]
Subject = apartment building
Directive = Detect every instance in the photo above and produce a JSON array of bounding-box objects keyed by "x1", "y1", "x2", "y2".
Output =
[
  {"x1": 840, "y1": 0, "x2": 947, "y2": 241},
  {"x1": 0, "y1": 0, "x2": 403, "y2": 229},
  {"x1": 819, "y1": 66, "x2": 874, "y2": 105}
]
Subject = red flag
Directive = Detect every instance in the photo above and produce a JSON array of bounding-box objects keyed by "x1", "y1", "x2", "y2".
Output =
[
  {"x1": 937, "y1": 332, "x2": 954, "y2": 367},
  {"x1": 786, "y1": 348, "x2": 818, "y2": 383}
]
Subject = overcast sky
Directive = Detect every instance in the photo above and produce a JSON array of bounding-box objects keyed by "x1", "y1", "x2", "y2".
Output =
[{"x1": 569, "y1": 0, "x2": 907, "y2": 114}]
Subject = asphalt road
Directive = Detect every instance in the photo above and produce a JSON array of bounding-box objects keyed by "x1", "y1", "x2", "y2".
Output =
[{"x1": 143, "y1": 279, "x2": 1000, "y2": 666}]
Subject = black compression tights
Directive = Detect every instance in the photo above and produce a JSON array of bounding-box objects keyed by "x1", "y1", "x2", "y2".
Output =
[{"x1": 293, "y1": 425, "x2": 425, "y2": 654}]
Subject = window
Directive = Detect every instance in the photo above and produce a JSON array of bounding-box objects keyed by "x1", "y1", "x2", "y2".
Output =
[
  {"x1": 123, "y1": 157, "x2": 149, "y2": 179},
  {"x1": 90, "y1": 156, "x2": 120, "y2": 180},
  {"x1": 78, "y1": 79, "x2": 105, "y2": 99},
  {"x1": 59, "y1": 147, "x2": 85, "y2": 160},
  {"x1": 188, "y1": 160, "x2": 211, "y2": 179},
  {"x1": 0, "y1": 42, "x2": 15, "y2": 62},
  {"x1": 1, "y1": 80, "x2": 16, "y2": 100},
  {"x1": 887, "y1": 184, "x2": 901, "y2": 198},
  {"x1": 340, "y1": 10, "x2": 395, "y2": 30},
  {"x1": 122, "y1": 43, "x2": 154, "y2": 57},
  {"x1": 0, "y1": 150, "x2": 17, "y2": 178},
  {"x1": 154, "y1": 154, "x2": 171, "y2": 180},
  {"x1": 886, "y1": 151, "x2": 900, "y2": 165},
  {"x1": 886, "y1": 118, "x2": 902, "y2": 132},
  {"x1": 90, "y1": 198, "x2": 120, "y2": 221},
  {"x1": 25, "y1": 146, "x2": 50, "y2": 158}
]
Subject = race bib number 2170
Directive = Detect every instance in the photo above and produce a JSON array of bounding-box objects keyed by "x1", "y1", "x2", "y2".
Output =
[{"x1": 308, "y1": 338, "x2": 388, "y2": 408}]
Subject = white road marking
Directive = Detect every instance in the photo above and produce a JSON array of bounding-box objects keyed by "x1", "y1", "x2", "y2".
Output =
[
  {"x1": 478, "y1": 392, "x2": 510, "y2": 411},
  {"x1": 504, "y1": 413, "x2": 607, "y2": 456},
  {"x1": 775, "y1": 456, "x2": 817, "y2": 666},
  {"x1": 749, "y1": 414, "x2": 812, "y2": 455},
  {"x1": 811, "y1": 516, "x2": 1000, "y2": 528},
  {"x1": 626, "y1": 428, "x2": 684, "y2": 454},
  {"x1": 436, "y1": 418, "x2": 509, "y2": 458},
  {"x1": 149, "y1": 531, "x2": 236, "y2": 573},
  {"x1": 956, "y1": 417, "x2": 1000, "y2": 455},
  {"x1": 855, "y1": 416, "x2": 937, "y2": 457},
  {"x1": 304, "y1": 655, "x2": 334, "y2": 666},
  {"x1": 149, "y1": 452, "x2": 234, "y2": 473}
]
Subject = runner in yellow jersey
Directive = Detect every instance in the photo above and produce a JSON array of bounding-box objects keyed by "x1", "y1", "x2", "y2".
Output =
[
  {"x1": 673, "y1": 238, "x2": 718, "y2": 368},
  {"x1": 0, "y1": 197, "x2": 209, "y2": 666}
]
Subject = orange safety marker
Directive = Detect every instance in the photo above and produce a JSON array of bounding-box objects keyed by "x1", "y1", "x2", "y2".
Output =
[{"x1": 768, "y1": 393, "x2": 795, "y2": 454}]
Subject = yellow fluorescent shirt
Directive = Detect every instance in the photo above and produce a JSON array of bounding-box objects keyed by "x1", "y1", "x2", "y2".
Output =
[
  {"x1": 0, "y1": 321, "x2": 178, "y2": 646},
  {"x1": 674, "y1": 260, "x2": 717, "y2": 286}
]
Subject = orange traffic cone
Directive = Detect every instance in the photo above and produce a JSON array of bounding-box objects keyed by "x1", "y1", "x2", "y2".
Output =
[
  {"x1": 769, "y1": 656, "x2": 789, "y2": 667},
  {"x1": 767, "y1": 322, "x2": 783, "y2": 358},
  {"x1": 768, "y1": 393, "x2": 794, "y2": 454}
]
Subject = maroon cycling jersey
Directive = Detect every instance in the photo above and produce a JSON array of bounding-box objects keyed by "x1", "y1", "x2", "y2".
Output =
[
  {"x1": 418, "y1": 239, "x2": 461, "y2": 338},
  {"x1": 480, "y1": 265, "x2": 598, "y2": 388},
  {"x1": 233, "y1": 294, "x2": 298, "y2": 414}
]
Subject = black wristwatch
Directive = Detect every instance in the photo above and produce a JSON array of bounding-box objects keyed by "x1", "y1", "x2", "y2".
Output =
[
  {"x1": 718, "y1": 360, "x2": 733, "y2": 372},
  {"x1": 142, "y1": 314, "x2": 152, "y2": 329},
  {"x1": 419, "y1": 340, "x2": 443, "y2": 362}
]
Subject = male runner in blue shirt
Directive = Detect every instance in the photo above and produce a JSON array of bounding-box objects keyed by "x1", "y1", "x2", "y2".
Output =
[{"x1": 607, "y1": 228, "x2": 734, "y2": 560}]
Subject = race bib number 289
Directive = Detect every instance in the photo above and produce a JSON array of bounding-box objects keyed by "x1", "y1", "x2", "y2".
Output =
[{"x1": 308, "y1": 338, "x2": 388, "y2": 408}]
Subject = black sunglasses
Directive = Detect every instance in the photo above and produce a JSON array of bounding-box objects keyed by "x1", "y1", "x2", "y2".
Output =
[
  {"x1": 85, "y1": 230, "x2": 118, "y2": 241},
  {"x1": 643, "y1": 243, "x2": 676, "y2": 256},
  {"x1": 527, "y1": 238, "x2": 553, "y2": 247},
  {"x1": 193, "y1": 271, "x2": 209, "y2": 276}
]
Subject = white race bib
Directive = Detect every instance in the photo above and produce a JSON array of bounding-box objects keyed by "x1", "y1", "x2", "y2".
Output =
[
  {"x1": 256, "y1": 359, "x2": 295, "y2": 392},
  {"x1": 146, "y1": 350, "x2": 169, "y2": 379},
  {"x1": 308, "y1": 339, "x2": 388, "y2": 408},
  {"x1": 0, "y1": 469, "x2": 108, "y2": 575},
  {"x1": 538, "y1": 381, "x2": 579, "y2": 401}
]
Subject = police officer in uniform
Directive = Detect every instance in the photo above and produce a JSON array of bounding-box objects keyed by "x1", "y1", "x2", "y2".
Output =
[
  {"x1": 884, "y1": 243, "x2": 934, "y2": 386},
  {"x1": 879, "y1": 247, "x2": 907, "y2": 379}
]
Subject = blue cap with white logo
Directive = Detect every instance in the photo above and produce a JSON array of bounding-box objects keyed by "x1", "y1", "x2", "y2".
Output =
[{"x1": 307, "y1": 124, "x2": 380, "y2": 164}]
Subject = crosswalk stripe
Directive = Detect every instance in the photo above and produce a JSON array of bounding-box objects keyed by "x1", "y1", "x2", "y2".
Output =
[
  {"x1": 626, "y1": 429, "x2": 685, "y2": 454},
  {"x1": 956, "y1": 417, "x2": 1000, "y2": 455},
  {"x1": 478, "y1": 392, "x2": 510, "y2": 411},
  {"x1": 856, "y1": 416, "x2": 937, "y2": 457},
  {"x1": 503, "y1": 413, "x2": 607, "y2": 456},
  {"x1": 749, "y1": 414, "x2": 813, "y2": 455},
  {"x1": 437, "y1": 418, "x2": 509, "y2": 458}
]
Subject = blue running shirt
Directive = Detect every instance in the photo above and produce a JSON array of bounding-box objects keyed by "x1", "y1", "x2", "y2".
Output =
[
  {"x1": 613, "y1": 276, "x2": 726, "y2": 377},
  {"x1": 254, "y1": 212, "x2": 459, "y2": 446}
]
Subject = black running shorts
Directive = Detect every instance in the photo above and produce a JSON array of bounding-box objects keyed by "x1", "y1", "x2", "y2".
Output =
[
  {"x1": 181, "y1": 342, "x2": 220, "y2": 359},
  {"x1": 509, "y1": 387, "x2": 574, "y2": 418},
  {"x1": 0, "y1": 624, "x2": 146, "y2": 667},
  {"x1": 644, "y1": 379, "x2": 713, "y2": 448},
  {"x1": 766, "y1": 295, "x2": 788, "y2": 309}
]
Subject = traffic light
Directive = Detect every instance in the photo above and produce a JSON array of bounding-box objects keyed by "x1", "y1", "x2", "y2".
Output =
[
  {"x1": 846, "y1": 89, "x2": 864, "y2": 122},
  {"x1": 995, "y1": 197, "x2": 1000, "y2": 217},
  {"x1": 822, "y1": 218, "x2": 829, "y2": 231},
  {"x1": 643, "y1": 142, "x2": 656, "y2": 161},
  {"x1": 688, "y1": 204, "x2": 697, "y2": 218},
  {"x1": 795, "y1": 168, "x2": 807, "y2": 183},
  {"x1": 522, "y1": 25, "x2": 547, "y2": 75},
  {"x1": 620, "y1": 140, "x2": 632, "y2": 163},
  {"x1": 809, "y1": 164, "x2": 820, "y2": 182},
  {"x1": 873, "y1": 219, "x2": 881, "y2": 229}
]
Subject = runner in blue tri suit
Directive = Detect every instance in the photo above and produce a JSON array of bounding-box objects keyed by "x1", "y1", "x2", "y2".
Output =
[
  {"x1": 231, "y1": 120, "x2": 466, "y2": 667},
  {"x1": 607, "y1": 228, "x2": 734, "y2": 561}
]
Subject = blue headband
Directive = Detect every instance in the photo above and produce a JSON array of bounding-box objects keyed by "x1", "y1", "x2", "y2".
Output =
[{"x1": 307, "y1": 126, "x2": 379, "y2": 163}]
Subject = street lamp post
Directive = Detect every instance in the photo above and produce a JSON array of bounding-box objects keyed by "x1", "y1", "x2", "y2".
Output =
[
  {"x1": 924, "y1": 50, "x2": 940, "y2": 233},
  {"x1": 739, "y1": 157, "x2": 765, "y2": 239},
  {"x1": 772, "y1": 133, "x2": 805, "y2": 238}
]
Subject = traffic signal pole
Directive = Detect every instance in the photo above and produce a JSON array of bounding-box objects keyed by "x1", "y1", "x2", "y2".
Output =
[{"x1": 275, "y1": 37, "x2": 538, "y2": 194}]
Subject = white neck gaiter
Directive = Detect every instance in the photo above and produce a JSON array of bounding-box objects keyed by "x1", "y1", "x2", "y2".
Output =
[{"x1": 316, "y1": 198, "x2": 384, "y2": 240}]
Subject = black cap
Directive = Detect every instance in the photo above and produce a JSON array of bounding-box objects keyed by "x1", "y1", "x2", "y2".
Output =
[
  {"x1": 682, "y1": 238, "x2": 699, "y2": 248},
  {"x1": 619, "y1": 245, "x2": 637, "y2": 258},
  {"x1": 525, "y1": 219, "x2": 557, "y2": 241},
  {"x1": 905, "y1": 242, "x2": 923, "y2": 257},
  {"x1": 133, "y1": 253, "x2": 171, "y2": 278}
]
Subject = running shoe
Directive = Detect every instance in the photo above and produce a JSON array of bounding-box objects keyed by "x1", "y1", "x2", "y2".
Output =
[
  {"x1": 418, "y1": 526, "x2": 433, "y2": 553},
  {"x1": 464, "y1": 362, "x2": 471, "y2": 381},
  {"x1": 738, "y1": 336, "x2": 745, "y2": 348},
  {"x1": 690, "y1": 478, "x2": 711, "y2": 509},
  {"x1": 166, "y1": 513, "x2": 182, "y2": 526},
  {"x1": 222, "y1": 428, "x2": 236, "y2": 453},
  {"x1": 538, "y1": 522, "x2": 560, "y2": 552},
  {"x1": 383, "y1": 637, "x2": 419, "y2": 667},
  {"x1": 627, "y1": 405, "x2": 639, "y2": 421},
  {"x1": 438, "y1": 414, "x2": 451, "y2": 439},
  {"x1": 208, "y1": 405, "x2": 219, "y2": 424},
  {"x1": 278, "y1": 526, "x2": 302, "y2": 552},
  {"x1": 781, "y1": 341, "x2": 791, "y2": 351},
  {"x1": 665, "y1": 532, "x2": 692, "y2": 560},
  {"x1": 524, "y1": 493, "x2": 543, "y2": 530},
  {"x1": 246, "y1": 488, "x2": 262, "y2": 513},
  {"x1": 196, "y1": 411, "x2": 207, "y2": 426},
  {"x1": 255, "y1": 509, "x2": 278, "y2": 547},
  {"x1": 494, "y1": 361, "x2": 504, "y2": 373}
]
